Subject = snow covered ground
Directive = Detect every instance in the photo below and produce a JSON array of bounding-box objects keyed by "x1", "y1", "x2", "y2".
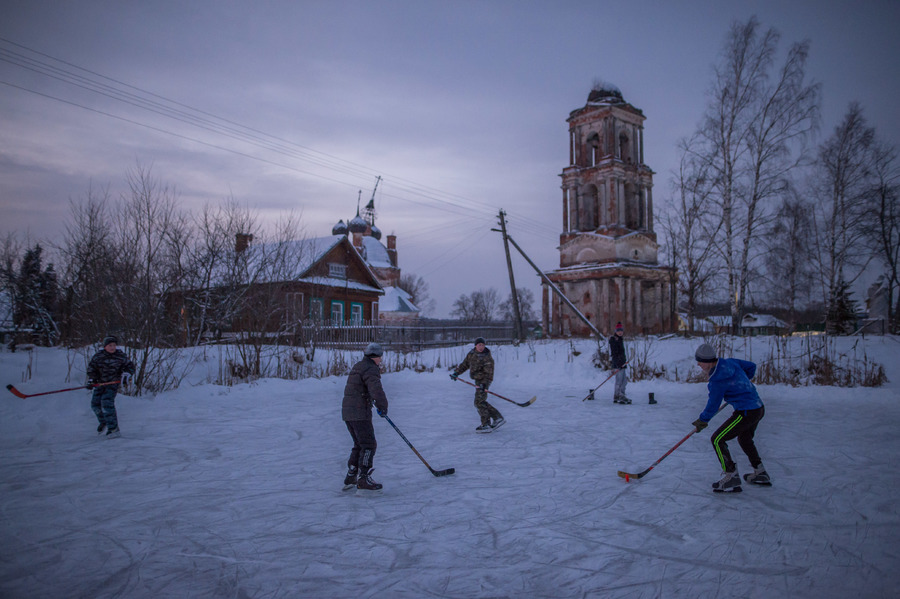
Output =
[{"x1": 1, "y1": 337, "x2": 899, "y2": 598}]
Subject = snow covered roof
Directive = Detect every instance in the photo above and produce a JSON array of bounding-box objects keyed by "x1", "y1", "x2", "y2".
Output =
[
  {"x1": 741, "y1": 313, "x2": 788, "y2": 329},
  {"x1": 361, "y1": 236, "x2": 394, "y2": 269},
  {"x1": 299, "y1": 276, "x2": 382, "y2": 294},
  {"x1": 378, "y1": 286, "x2": 419, "y2": 313},
  {"x1": 348, "y1": 214, "x2": 367, "y2": 233}
]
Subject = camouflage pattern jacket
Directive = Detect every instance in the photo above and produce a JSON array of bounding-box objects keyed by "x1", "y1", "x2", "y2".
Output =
[
  {"x1": 342, "y1": 356, "x2": 389, "y2": 421},
  {"x1": 454, "y1": 347, "x2": 494, "y2": 385},
  {"x1": 87, "y1": 349, "x2": 136, "y2": 387}
]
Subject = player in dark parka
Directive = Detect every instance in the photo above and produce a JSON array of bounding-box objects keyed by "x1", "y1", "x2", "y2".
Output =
[
  {"x1": 342, "y1": 342, "x2": 389, "y2": 492},
  {"x1": 86, "y1": 335, "x2": 135, "y2": 438}
]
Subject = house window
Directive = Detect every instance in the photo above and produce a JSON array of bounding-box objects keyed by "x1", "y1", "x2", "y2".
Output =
[
  {"x1": 329, "y1": 263, "x2": 347, "y2": 279},
  {"x1": 331, "y1": 301, "x2": 344, "y2": 325},
  {"x1": 310, "y1": 298, "x2": 324, "y2": 321},
  {"x1": 350, "y1": 303, "x2": 363, "y2": 325}
]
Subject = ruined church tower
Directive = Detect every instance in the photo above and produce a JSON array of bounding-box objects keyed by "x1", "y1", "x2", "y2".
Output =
[{"x1": 542, "y1": 84, "x2": 677, "y2": 336}]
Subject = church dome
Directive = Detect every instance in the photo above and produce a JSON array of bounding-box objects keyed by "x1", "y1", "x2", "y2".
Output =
[
  {"x1": 587, "y1": 81, "x2": 624, "y2": 104},
  {"x1": 331, "y1": 219, "x2": 348, "y2": 235},
  {"x1": 370, "y1": 224, "x2": 382, "y2": 240},
  {"x1": 348, "y1": 214, "x2": 368, "y2": 233}
]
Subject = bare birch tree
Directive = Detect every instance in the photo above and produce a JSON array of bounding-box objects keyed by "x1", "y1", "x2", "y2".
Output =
[
  {"x1": 660, "y1": 138, "x2": 722, "y2": 332},
  {"x1": 690, "y1": 17, "x2": 820, "y2": 332},
  {"x1": 810, "y1": 103, "x2": 877, "y2": 324},
  {"x1": 763, "y1": 190, "x2": 816, "y2": 326}
]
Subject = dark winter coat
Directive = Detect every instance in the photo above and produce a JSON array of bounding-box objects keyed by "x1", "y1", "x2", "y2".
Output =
[
  {"x1": 454, "y1": 347, "x2": 494, "y2": 385},
  {"x1": 342, "y1": 356, "x2": 388, "y2": 421},
  {"x1": 609, "y1": 334, "x2": 627, "y2": 369},
  {"x1": 87, "y1": 348, "x2": 136, "y2": 388}
]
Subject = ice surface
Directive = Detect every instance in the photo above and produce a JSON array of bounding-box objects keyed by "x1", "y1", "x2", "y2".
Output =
[{"x1": 1, "y1": 338, "x2": 899, "y2": 598}]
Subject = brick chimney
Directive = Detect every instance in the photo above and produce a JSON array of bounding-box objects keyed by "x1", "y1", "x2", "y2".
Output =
[
  {"x1": 386, "y1": 234, "x2": 397, "y2": 267},
  {"x1": 235, "y1": 233, "x2": 253, "y2": 253}
]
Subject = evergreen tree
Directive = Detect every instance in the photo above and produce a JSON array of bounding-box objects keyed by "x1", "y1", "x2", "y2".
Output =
[
  {"x1": 825, "y1": 278, "x2": 858, "y2": 335},
  {"x1": 12, "y1": 244, "x2": 60, "y2": 345}
]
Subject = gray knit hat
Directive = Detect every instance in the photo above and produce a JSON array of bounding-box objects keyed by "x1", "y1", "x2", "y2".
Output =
[
  {"x1": 364, "y1": 342, "x2": 383, "y2": 357},
  {"x1": 694, "y1": 343, "x2": 717, "y2": 363},
  {"x1": 102, "y1": 336, "x2": 118, "y2": 347}
]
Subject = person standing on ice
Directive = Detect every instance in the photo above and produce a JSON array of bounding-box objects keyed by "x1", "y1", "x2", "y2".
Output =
[
  {"x1": 450, "y1": 337, "x2": 504, "y2": 433},
  {"x1": 609, "y1": 322, "x2": 630, "y2": 404},
  {"x1": 692, "y1": 343, "x2": 771, "y2": 493},
  {"x1": 342, "y1": 342, "x2": 389, "y2": 493},
  {"x1": 86, "y1": 335, "x2": 135, "y2": 439}
]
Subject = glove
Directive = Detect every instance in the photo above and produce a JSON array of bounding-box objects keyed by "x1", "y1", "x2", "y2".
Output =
[
  {"x1": 121, "y1": 373, "x2": 131, "y2": 385},
  {"x1": 692, "y1": 419, "x2": 708, "y2": 432},
  {"x1": 377, "y1": 408, "x2": 386, "y2": 418},
  {"x1": 85, "y1": 380, "x2": 96, "y2": 389},
  {"x1": 476, "y1": 383, "x2": 489, "y2": 392},
  {"x1": 449, "y1": 372, "x2": 458, "y2": 381}
]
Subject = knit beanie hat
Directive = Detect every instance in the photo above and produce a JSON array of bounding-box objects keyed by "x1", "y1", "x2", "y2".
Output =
[
  {"x1": 615, "y1": 322, "x2": 624, "y2": 332},
  {"x1": 103, "y1": 335, "x2": 118, "y2": 347},
  {"x1": 474, "y1": 337, "x2": 486, "y2": 346},
  {"x1": 694, "y1": 343, "x2": 717, "y2": 363},
  {"x1": 364, "y1": 342, "x2": 383, "y2": 357}
]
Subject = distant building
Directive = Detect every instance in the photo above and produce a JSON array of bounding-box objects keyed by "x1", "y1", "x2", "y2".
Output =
[
  {"x1": 331, "y1": 193, "x2": 420, "y2": 321},
  {"x1": 542, "y1": 84, "x2": 677, "y2": 336},
  {"x1": 740, "y1": 313, "x2": 789, "y2": 336}
]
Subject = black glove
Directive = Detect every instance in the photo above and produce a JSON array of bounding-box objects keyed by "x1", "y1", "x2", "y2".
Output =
[
  {"x1": 85, "y1": 380, "x2": 96, "y2": 389},
  {"x1": 692, "y1": 419, "x2": 708, "y2": 432},
  {"x1": 449, "y1": 372, "x2": 458, "y2": 381},
  {"x1": 377, "y1": 408, "x2": 386, "y2": 418}
]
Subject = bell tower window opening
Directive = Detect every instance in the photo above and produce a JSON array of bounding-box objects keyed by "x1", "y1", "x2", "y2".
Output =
[
  {"x1": 619, "y1": 132, "x2": 631, "y2": 163},
  {"x1": 587, "y1": 132, "x2": 601, "y2": 167}
]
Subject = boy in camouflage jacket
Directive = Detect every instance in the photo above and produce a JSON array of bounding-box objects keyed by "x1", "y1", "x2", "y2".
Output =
[
  {"x1": 451, "y1": 337, "x2": 504, "y2": 433},
  {"x1": 86, "y1": 336, "x2": 135, "y2": 438}
]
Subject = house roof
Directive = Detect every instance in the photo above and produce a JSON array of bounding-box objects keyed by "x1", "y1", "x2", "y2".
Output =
[
  {"x1": 741, "y1": 313, "x2": 788, "y2": 329},
  {"x1": 379, "y1": 286, "x2": 420, "y2": 313}
]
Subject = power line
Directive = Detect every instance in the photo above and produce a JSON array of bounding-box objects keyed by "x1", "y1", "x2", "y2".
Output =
[{"x1": 0, "y1": 38, "x2": 562, "y2": 240}]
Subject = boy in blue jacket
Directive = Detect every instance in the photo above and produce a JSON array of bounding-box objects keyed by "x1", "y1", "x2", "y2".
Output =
[{"x1": 692, "y1": 343, "x2": 771, "y2": 493}]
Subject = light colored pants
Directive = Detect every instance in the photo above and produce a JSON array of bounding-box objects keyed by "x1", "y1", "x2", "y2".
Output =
[{"x1": 614, "y1": 368, "x2": 628, "y2": 399}]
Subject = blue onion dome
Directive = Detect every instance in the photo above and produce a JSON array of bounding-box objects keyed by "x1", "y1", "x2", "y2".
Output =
[
  {"x1": 370, "y1": 224, "x2": 382, "y2": 240},
  {"x1": 332, "y1": 219, "x2": 348, "y2": 235},
  {"x1": 348, "y1": 214, "x2": 368, "y2": 233}
]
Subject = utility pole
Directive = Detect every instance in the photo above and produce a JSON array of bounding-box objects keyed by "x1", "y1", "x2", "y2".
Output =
[
  {"x1": 497, "y1": 210, "x2": 523, "y2": 341},
  {"x1": 505, "y1": 234, "x2": 602, "y2": 338}
]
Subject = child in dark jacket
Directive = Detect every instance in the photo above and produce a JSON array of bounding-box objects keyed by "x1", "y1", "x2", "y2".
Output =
[
  {"x1": 86, "y1": 335, "x2": 135, "y2": 438},
  {"x1": 341, "y1": 343, "x2": 389, "y2": 493},
  {"x1": 692, "y1": 343, "x2": 771, "y2": 493}
]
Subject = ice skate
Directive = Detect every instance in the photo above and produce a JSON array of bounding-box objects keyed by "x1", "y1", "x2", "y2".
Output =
[
  {"x1": 356, "y1": 469, "x2": 383, "y2": 494},
  {"x1": 105, "y1": 427, "x2": 121, "y2": 439},
  {"x1": 743, "y1": 465, "x2": 772, "y2": 486},
  {"x1": 712, "y1": 470, "x2": 742, "y2": 493},
  {"x1": 96, "y1": 422, "x2": 106, "y2": 435},
  {"x1": 490, "y1": 417, "x2": 506, "y2": 431},
  {"x1": 342, "y1": 466, "x2": 358, "y2": 491},
  {"x1": 475, "y1": 423, "x2": 493, "y2": 434}
]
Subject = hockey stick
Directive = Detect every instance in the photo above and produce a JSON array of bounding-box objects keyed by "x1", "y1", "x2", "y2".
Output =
[
  {"x1": 6, "y1": 380, "x2": 120, "y2": 399},
  {"x1": 454, "y1": 377, "x2": 536, "y2": 407},
  {"x1": 380, "y1": 413, "x2": 455, "y2": 477},
  {"x1": 581, "y1": 364, "x2": 626, "y2": 401},
  {"x1": 618, "y1": 405, "x2": 725, "y2": 481}
]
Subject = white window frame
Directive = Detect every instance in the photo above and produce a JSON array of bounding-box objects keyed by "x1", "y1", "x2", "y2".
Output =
[
  {"x1": 331, "y1": 301, "x2": 344, "y2": 325},
  {"x1": 329, "y1": 263, "x2": 347, "y2": 279}
]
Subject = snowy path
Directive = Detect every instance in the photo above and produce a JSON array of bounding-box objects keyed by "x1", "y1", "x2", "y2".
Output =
[{"x1": 1, "y1": 347, "x2": 899, "y2": 598}]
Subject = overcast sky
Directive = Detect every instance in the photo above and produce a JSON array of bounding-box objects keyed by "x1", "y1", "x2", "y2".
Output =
[{"x1": 2, "y1": 0, "x2": 898, "y2": 318}]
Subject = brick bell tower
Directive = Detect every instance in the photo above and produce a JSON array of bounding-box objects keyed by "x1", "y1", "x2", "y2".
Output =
[{"x1": 542, "y1": 83, "x2": 676, "y2": 336}]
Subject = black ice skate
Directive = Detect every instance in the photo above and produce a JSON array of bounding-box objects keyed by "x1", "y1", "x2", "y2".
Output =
[
  {"x1": 96, "y1": 422, "x2": 106, "y2": 435},
  {"x1": 491, "y1": 417, "x2": 506, "y2": 431},
  {"x1": 356, "y1": 469, "x2": 383, "y2": 494},
  {"x1": 475, "y1": 423, "x2": 493, "y2": 434},
  {"x1": 105, "y1": 427, "x2": 121, "y2": 439},
  {"x1": 342, "y1": 466, "x2": 358, "y2": 491}
]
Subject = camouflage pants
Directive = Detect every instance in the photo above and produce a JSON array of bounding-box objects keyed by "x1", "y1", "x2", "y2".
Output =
[
  {"x1": 91, "y1": 386, "x2": 119, "y2": 430},
  {"x1": 474, "y1": 385, "x2": 502, "y2": 426}
]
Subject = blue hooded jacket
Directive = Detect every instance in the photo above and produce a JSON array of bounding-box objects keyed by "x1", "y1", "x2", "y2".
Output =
[{"x1": 698, "y1": 358, "x2": 763, "y2": 422}]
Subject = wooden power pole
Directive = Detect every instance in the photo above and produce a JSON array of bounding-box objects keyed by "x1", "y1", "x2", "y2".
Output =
[{"x1": 497, "y1": 210, "x2": 523, "y2": 341}]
